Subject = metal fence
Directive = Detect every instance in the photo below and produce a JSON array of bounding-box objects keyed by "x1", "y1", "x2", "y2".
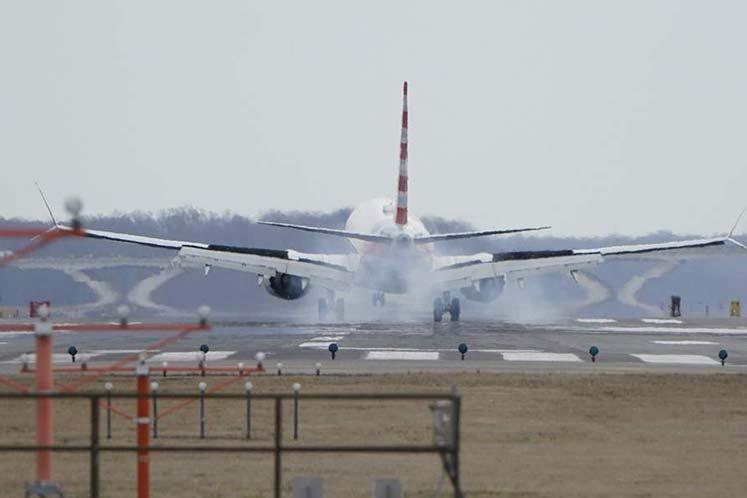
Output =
[{"x1": 0, "y1": 390, "x2": 462, "y2": 498}]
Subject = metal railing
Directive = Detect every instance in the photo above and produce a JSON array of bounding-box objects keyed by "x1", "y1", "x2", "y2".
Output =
[{"x1": 0, "y1": 391, "x2": 463, "y2": 498}]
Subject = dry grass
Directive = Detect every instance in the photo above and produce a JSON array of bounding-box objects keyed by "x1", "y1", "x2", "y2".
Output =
[{"x1": 0, "y1": 372, "x2": 746, "y2": 497}]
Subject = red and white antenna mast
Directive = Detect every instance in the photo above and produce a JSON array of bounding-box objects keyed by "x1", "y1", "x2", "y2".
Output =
[{"x1": 395, "y1": 81, "x2": 409, "y2": 226}]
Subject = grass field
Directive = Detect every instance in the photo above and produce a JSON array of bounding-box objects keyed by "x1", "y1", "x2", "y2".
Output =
[{"x1": 0, "y1": 372, "x2": 746, "y2": 497}]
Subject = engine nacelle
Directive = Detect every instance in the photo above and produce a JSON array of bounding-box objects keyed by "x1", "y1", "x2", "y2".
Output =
[
  {"x1": 460, "y1": 277, "x2": 504, "y2": 302},
  {"x1": 263, "y1": 273, "x2": 311, "y2": 300}
]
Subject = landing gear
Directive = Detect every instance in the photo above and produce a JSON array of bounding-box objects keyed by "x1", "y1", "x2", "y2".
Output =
[
  {"x1": 335, "y1": 298, "x2": 345, "y2": 321},
  {"x1": 318, "y1": 298, "x2": 328, "y2": 321},
  {"x1": 433, "y1": 292, "x2": 460, "y2": 322},
  {"x1": 372, "y1": 292, "x2": 386, "y2": 307},
  {"x1": 318, "y1": 293, "x2": 345, "y2": 321}
]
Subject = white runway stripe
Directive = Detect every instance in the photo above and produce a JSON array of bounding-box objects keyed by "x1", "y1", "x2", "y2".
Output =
[
  {"x1": 651, "y1": 341, "x2": 718, "y2": 345},
  {"x1": 148, "y1": 351, "x2": 236, "y2": 362},
  {"x1": 6, "y1": 353, "x2": 101, "y2": 364},
  {"x1": 631, "y1": 354, "x2": 719, "y2": 365},
  {"x1": 310, "y1": 336, "x2": 343, "y2": 341},
  {"x1": 298, "y1": 342, "x2": 336, "y2": 349},
  {"x1": 501, "y1": 352, "x2": 583, "y2": 362},
  {"x1": 642, "y1": 318, "x2": 683, "y2": 324},
  {"x1": 365, "y1": 351, "x2": 439, "y2": 360},
  {"x1": 576, "y1": 318, "x2": 617, "y2": 323},
  {"x1": 597, "y1": 326, "x2": 747, "y2": 335}
]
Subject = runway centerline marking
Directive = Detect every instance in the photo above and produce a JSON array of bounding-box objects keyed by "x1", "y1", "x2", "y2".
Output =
[
  {"x1": 576, "y1": 318, "x2": 617, "y2": 323},
  {"x1": 365, "y1": 351, "x2": 439, "y2": 360},
  {"x1": 642, "y1": 318, "x2": 684, "y2": 324},
  {"x1": 631, "y1": 354, "x2": 719, "y2": 365},
  {"x1": 651, "y1": 341, "x2": 718, "y2": 346},
  {"x1": 148, "y1": 351, "x2": 236, "y2": 362},
  {"x1": 501, "y1": 352, "x2": 583, "y2": 362}
]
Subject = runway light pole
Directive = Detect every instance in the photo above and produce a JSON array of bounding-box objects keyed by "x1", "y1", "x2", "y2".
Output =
[
  {"x1": 277, "y1": 362, "x2": 283, "y2": 376},
  {"x1": 589, "y1": 346, "x2": 599, "y2": 363},
  {"x1": 315, "y1": 362, "x2": 321, "y2": 376},
  {"x1": 719, "y1": 349, "x2": 728, "y2": 366},
  {"x1": 35, "y1": 304, "x2": 53, "y2": 484},
  {"x1": 135, "y1": 355, "x2": 151, "y2": 498},
  {"x1": 255, "y1": 352, "x2": 266, "y2": 370},
  {"x1": 328, "y1": 343, "x2": 338, "y2": 360}
]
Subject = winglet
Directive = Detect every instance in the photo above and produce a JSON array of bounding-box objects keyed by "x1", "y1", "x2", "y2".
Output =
[
  {"x1": 35, "y1": 182, "x2": 58, "y2": 227},
  {"x1": 728, "y1": 202, "x2": 747, "y2": 238}
]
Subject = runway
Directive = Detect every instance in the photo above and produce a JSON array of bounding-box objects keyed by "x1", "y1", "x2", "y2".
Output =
[{"x1": 2, "y1": 317, "x2": 747, "y2": 376}]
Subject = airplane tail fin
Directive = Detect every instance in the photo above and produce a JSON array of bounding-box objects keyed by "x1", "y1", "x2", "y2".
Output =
[{"x1": 395, "y1": 81, "x2": 408, "y2": 226}]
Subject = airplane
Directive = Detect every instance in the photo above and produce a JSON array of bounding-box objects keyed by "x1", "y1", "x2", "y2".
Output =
[{"x1": 44, "y1": 82, "x2": 747, "y2": 322}]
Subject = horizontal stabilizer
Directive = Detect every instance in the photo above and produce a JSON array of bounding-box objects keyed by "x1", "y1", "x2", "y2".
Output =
[
  {"x1": 258, "y1": 221, "x2": 393, "y2": 243},
  {"x1": 414, "y1": 226, "x2": 551, "y2": 244}
]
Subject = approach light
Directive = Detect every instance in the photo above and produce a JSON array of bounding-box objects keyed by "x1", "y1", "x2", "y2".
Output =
[
  {"x1": 589, "y1": 346, "x2": 599, "y2": 363},
  {"x1": 328, "y1": 343, "x2": 339, "y2": 360},
  {"x1": 68, "y1": 345, "x2": 78, "y2": 363}
]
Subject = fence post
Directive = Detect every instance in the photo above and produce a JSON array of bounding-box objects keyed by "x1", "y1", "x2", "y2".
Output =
[
  {"x1": 151, "y1": 382, "x2": 159, "y2": 439},
  {"x1": 292, "y1": 383, "x2": 301, "y2": 441},
  {"x1": 274, "y1": 397, "x2": 282, "y2": 498},
  {"x1": 198, "y1": 382, "x2": 207, "y2": 439},
  {"x1": 90, "y1": 395, "x2": 100, "y2": 498},
  {"x1": 104, "y1": 383, "x2": 112, "y2": 440},
  {"x1": 245, "y1": 382, "x2": 253, "y2": 440},
  {"x1": 452, "y1": 388, "x2": 463, "y2": 498}
]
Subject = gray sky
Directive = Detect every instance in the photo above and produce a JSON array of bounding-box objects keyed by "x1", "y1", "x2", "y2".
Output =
[{"x1": 1, "y1": 1, "x2": 746, "y2": 236}]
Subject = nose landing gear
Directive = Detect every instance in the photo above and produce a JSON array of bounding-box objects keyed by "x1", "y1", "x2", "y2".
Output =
[{"x1": 433, "y1": 292, "x2": 460, "y2": 322}]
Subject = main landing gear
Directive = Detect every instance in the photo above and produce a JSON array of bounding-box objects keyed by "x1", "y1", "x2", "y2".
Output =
[
  {"x1": 433, "y1": 291, "x2": 460, "y2": 322},
  {"x1": 372, "y1": 292, "x2": 386, "y2": 307},
  {"x1": 319, "y1": 292, "x2": 345, "y2": 321}
]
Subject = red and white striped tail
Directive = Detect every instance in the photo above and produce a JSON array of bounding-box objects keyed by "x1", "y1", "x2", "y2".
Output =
[{"x1": 395, "y1": 81, "x2": 408, "y2": 226}]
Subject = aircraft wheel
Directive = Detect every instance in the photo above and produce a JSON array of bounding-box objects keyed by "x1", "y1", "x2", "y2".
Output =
[
  {"x1": 335, "y1": 298, "x2": 345, "y2": 321},
  {"x1": 318, "y1": 298, "x2": 328, "y2": 321},
  {"x1": 450, "y1": 297, "x2": 461, "y2": 321},
  {"x1": 433, "y1": 298, "x2": 444, "y2": 322}
]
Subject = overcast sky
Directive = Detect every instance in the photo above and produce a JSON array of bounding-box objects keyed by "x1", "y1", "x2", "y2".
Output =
[{"x1": 1, "y1": 1, "x2": 746, "y2": 236}]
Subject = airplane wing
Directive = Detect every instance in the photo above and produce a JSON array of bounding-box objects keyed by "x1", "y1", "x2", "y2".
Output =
[
  {"x1": 60, "y1": 226, "x2": 355, "y2": 291},
  {"x1": 432, "y1": 237, "x2": 747, "y2": 290}
]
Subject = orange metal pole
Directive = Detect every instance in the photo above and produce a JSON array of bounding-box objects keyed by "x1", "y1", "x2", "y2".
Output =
[
  {"x1": 136, "y1": 361, "x2": 150, "y2": 498},
  {"x1": 35, "y1": 319, "x2": 53, "y2": 482}
]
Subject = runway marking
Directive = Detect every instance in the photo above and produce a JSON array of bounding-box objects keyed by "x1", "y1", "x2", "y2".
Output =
[
  {"x1": 597, "y1": 326, "x2": 747, "y2": 335},
  {"x1": 631, "y1": 354, "x2": 719, "y2": 365},
  {"x1": 5, "y1": 353, "x2": 102, "y2": 364},
  {"x1": 310, "y1": 336, "x2": 344, "y2": 341},
  {"x1": 576, "y1": 318, "x2": 617, "y2": 323},
  {"x1": 651, "y1": 341, "x2": 718, "y2": 346},
  {"x1": 147, "y1": 351, "x2": 236, "y2": 362},
  {"x1": 642, "y1": 318, "x2": 683, "y2": 324},
  {"x1": 91, "y1": 349, "x2": 160, "y2": 354},
  {"x1": 501, "y1": 352, "x2": 583, "y2": 362},
  {"x1": 365, "y1": 351, "x2": 440, "y2": 360},
  {"x1": 299, "y1": 342, "x2": 337, "y2": 349}
]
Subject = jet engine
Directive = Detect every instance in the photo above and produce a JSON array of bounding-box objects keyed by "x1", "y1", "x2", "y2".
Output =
[
  {"x1": 460, "y1": 277, "x2": 504, "y2": 302},
  {"x1": 264, "y1": 273, "x2": 311, "y2": 300}
]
